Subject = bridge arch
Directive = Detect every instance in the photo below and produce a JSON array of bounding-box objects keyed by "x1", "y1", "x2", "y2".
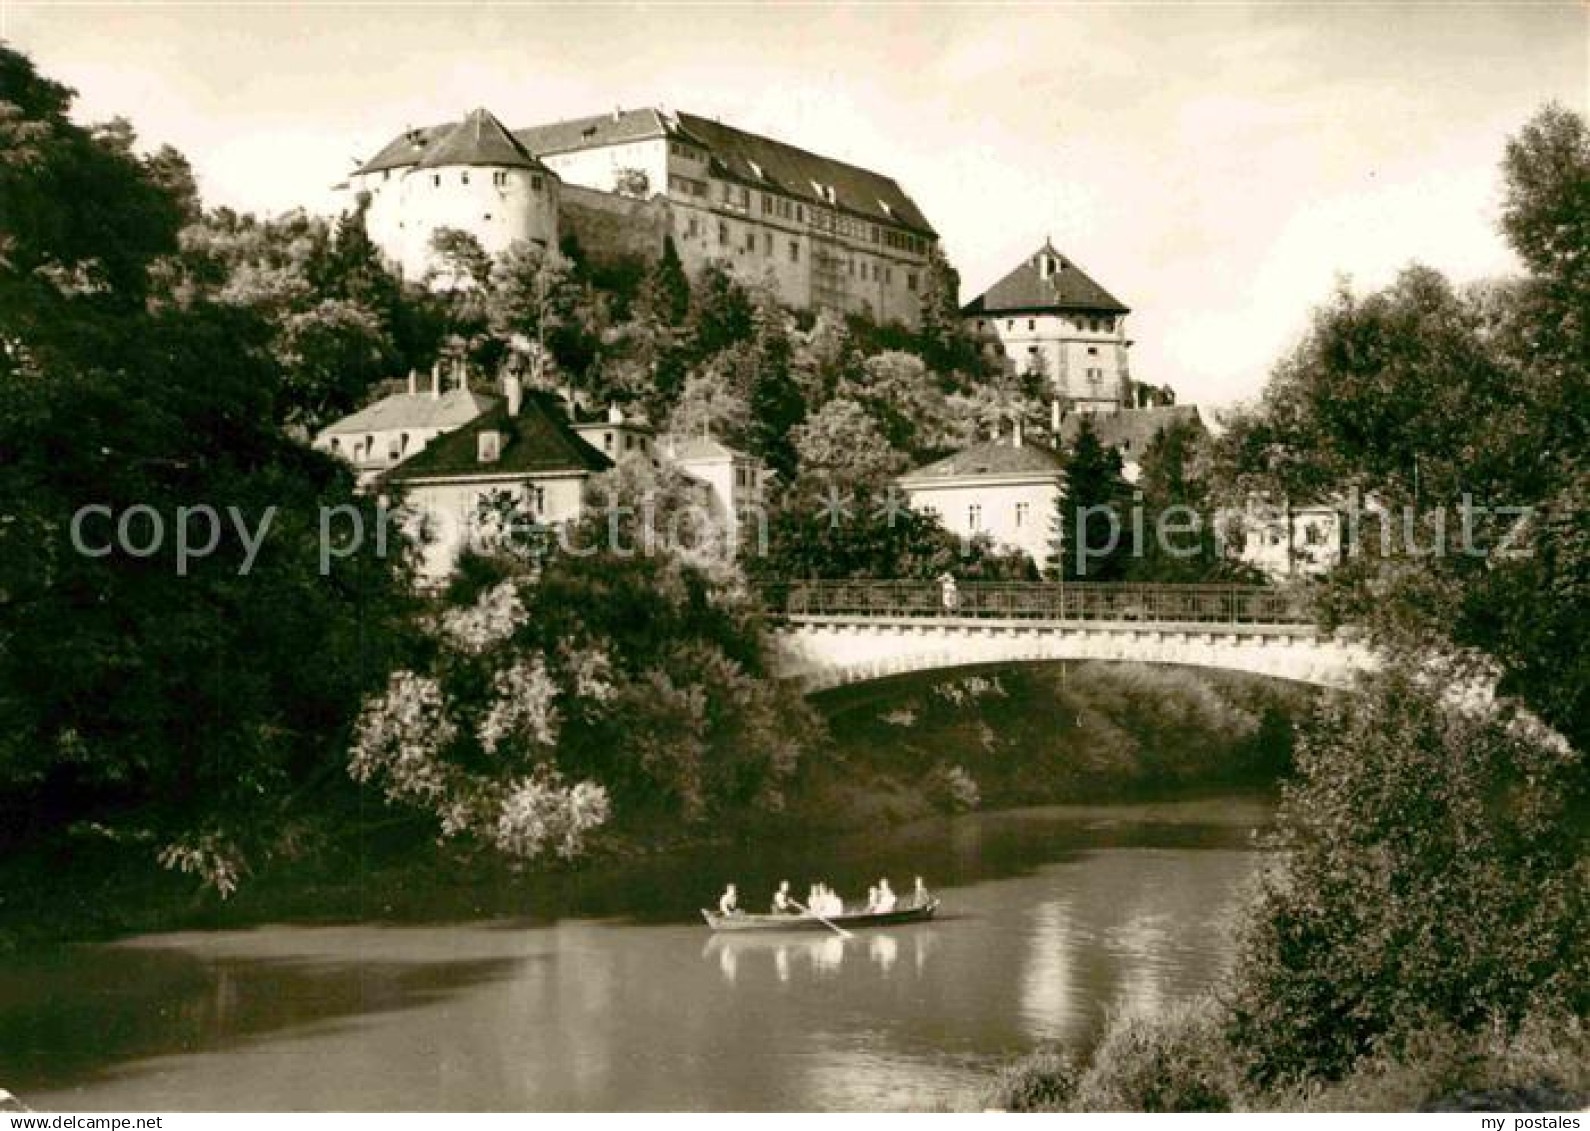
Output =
[{"x1": 759, "y1": 582, "x2": 1377, "y2": 693}]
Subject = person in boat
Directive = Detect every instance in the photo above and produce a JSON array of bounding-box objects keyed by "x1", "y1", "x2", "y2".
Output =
[
  {"x1": 806, "y1": 883, "x2": 821, "y2": 914},
  {"x1": 718, "y1": 883, "x2": 740, "y2": 917},
  {"x1": 875, "y1": 879, "x2": 898, "y2": 913},
  {"x1": 865, "y1": 884, "x2": 880, "y2": 913},
  {"x1": 771, "y1": 880, "x2": 797, "y2": 915},
  {"x1": 911, "y1": 876, "x2": 931, "y2": 908}
]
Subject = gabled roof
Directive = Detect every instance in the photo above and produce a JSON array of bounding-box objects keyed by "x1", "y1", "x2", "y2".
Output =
[
  {"x1": 1059, "y1": 406, "x2": 1205, "y2": 454},
  {"x1": 900, "y1": 438, "x2": 1065, "y2": 484},
  {"x1": 387, "y1": 392, "x2": 612, "y2": 481},
  {"x1": 663, "y1": 435, "x2": 752, "y2": 462},
  {"x1": 963, "y1": 243, "x2": 1129, "y2": 316},
  {"x1": 514, "y1": 107, "x2": 673, "y2": 156},
  {"x1": 671, "y1": 111, "x2": 936, "y2": 236},
  {"x1": 318, "y1": 387, "x2": 497, "y2": 437},
  {"x1": 417, "y1": 108, "x2": 549, "y2": 171}
]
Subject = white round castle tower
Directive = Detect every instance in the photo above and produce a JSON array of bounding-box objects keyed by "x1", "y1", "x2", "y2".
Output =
[{"x1": 348, "y1": 107, "x2": 560, "y2": 284}]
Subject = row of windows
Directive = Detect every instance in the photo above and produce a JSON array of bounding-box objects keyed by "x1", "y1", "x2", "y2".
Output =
[
  {"x1": 675, "y1": 212, "x2": 919, "y2": 290},
  {"x1": 428, "y1": 170, "x2": 544, "y2": 191},
  {"x1": 964, "y1": 501, "x2": 1032, "y2": 531},
  {"x1": 667, "y1": 176, "x2": 927, "y2": 256},
  {"x1": 976, "y1": 315, "x2": 1118, "y2": 334}
]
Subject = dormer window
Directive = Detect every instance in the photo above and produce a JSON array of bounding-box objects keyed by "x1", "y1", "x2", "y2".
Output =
[{"x1": 478, "y1": 430, "x2": 502, "y2": 463}]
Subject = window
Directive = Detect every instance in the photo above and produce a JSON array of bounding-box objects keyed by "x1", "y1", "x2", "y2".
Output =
[
  {"x1": 789, "y1": 240, "x2": 800, "y2": 263},
  {"x1": 907, "y1": 272, "x2": 918, "y2": 292},
  {"x1": 477, "y1": 431, "x2": 501, "y2": 463},
  {"x1": 685, "y1": 215, "x2": 699, "y2": 238},
  {"x1": 1015, "y1": 502, "x2": 1030, "y2": 528},
  {"x1": 602, "y1": 431, "x2": 614, "y2": 452},
  {"x1": 745, "y1": 229, "x2": 756, "y2": 253},
  {"x1": 719, "y1": 221, "x2": 729, "y2": 246},
  {"x1": 1006, "y1": 319, "x2": 1014, "y2": 331},
  {"x1": 1028, "y1": 319, "x2": 1036, "y2": 331},
  {"x1": 765, "y1": 232, "x2": 773, "y2": 255},
  {"x1": 1087, "y1": 346, "x2": 1099, "y2": 356},
  {"x1": 1086, "y1": 367, "x2": 1103, "y2": 384},
  {"x1": 432, "y1": 174, "x2": 441, "y2": 187},
  {"x1": 461, "y1": 171, "x2": 470, "y2": 185},
  {"x1": 968, "y1": 504, "x2": 983, "y2": 530},
  {"x1": 492, "y1": 170, "x2": 508, "y2": 187},
  {"x1": 796, "y1": 204, "x2": 804, "y2": 222},
  {"x1": 387, "y1": 435, "x2": 402, "y2": 460},
  {"x1": 531, "y1": 174, "x2": 544, "y2": 191}
]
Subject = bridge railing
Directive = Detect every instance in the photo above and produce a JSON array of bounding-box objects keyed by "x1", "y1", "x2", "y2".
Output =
[{"x1": 756, "y1": 581, "x2": 1312, "y2": 626}]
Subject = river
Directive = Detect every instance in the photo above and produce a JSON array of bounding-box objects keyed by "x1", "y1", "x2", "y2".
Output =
[{"x1": 0, "y1": 796, "x2": 1274, "y2": 1111}]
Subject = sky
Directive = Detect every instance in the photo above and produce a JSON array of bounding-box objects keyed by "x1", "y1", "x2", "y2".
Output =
[{"x1": 4, "y1": 1, "x2": 1585, "y2": 408}]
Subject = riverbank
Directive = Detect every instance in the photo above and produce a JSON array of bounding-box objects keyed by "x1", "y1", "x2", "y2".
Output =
[{"x1": 0, "y1": 662, "x2": 1312, "y2": 953}]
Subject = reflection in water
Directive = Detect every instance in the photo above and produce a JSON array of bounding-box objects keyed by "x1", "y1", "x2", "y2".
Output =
[{"x1": 7, "y1": 797, "x2": 1273, "y2": 1112}]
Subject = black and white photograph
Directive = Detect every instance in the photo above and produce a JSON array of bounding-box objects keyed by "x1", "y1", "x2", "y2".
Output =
[{"x1": 0, "y1": 0, "x2": 1586, "y2": 1116}]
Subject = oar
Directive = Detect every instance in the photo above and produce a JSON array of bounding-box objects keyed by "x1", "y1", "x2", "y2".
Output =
[{"x1": 790, "y1": 899, "x2": 852, "y2": 939}]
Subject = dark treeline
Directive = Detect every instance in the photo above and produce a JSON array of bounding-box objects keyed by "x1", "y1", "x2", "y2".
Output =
[{"x1": 986, "y1": 103, "x2": 1590, "y2": 1112}]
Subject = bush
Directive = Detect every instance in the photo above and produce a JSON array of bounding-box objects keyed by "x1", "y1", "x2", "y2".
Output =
[
  {"x1": 1227, "y1": 669, "x2": 1590, "y2": 1086},
  {"x1": 922, "y1": 762, "x2": 979, "y2": 812},
  {"x1": 1075, "y1": 999, "x2": 1240, "y2": 1112},
  {"x1": 1282, "y1": 1015, "x2": 1590, "y2": 1112},
  {"x1": 981, "y1": 1050, "x2": 1079, "y2": 1112}
]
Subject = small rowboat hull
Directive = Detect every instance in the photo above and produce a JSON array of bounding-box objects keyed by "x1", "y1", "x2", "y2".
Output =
[{"x1": 700, "y1": 898, "x2": 939, "y2": 933}]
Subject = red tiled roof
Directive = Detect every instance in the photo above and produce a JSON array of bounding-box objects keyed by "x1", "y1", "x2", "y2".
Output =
[{"x1": 963, "y1": 243, "x2": 1129, "y2": 316}]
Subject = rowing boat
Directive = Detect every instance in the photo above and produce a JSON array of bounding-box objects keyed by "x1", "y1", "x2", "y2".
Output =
[{"x1": 700, "y1": 898, "x2": 940, "y2": 933}]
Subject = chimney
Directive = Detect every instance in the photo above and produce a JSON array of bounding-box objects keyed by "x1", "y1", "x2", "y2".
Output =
[
  {"x1": 407, "y1": 369, "x2": 417, "y2": 396},
  {"x1": 1013, "y1": 418, "x2": 1024, "y2": 448},
  {"x1": 1051, "y1": 400, "x2": 1062, "y2": 433},
  {"x1": 506, "y1": 369, "x2": 522, "y2": 417},
  {"x1": 430, "y1": 362, "x2": 441, "y2": 400},
  {"x1": 607, "y1": 402, "x2": 624, "y2": 424}
]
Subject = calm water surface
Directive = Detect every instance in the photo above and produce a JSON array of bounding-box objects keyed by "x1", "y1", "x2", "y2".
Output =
[{"x1": 1, "y1": 796, "x2": 1273, "y2": 1111}]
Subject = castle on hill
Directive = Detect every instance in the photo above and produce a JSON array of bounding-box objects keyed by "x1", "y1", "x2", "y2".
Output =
[{"x1": 343, "y1": 105, "x2": 937, "y2": 328}]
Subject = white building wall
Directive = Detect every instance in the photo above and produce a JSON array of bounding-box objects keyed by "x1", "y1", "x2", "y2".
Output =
[
  {"x1": 541, "y1": 137, "x2": 671, "y2": 199},
  {"x1": 402, "y1": 473, "x2": 587, "y2": 580},
  {"x1": 350, "y1": 164, "x2": 559, "y2": 282},
  {"x1": 901, "y1": 477, "x2": 1062, "y2": 567},
  {"x1": 970, "y1": 311, "x2": 1131, "y2": 411}
]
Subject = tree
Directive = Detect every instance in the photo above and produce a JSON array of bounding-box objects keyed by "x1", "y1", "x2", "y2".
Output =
[
  {"x1": 1050, "y1": 417, "x2": 1130, "y2": 580},
  {"x1": 0, "y1": 46, "x2": 415, "y2": 895},
  {"x1": 743, "y1": 291, "x2": 806, "y2": 480},
  {"x1": 1228, "y1": 672, "x2": 1589, "y2": 1085},
  {"x1": 790, "y1": 397, "x2": 909, "y2": 484},
  {"x1": 1125, "y1": 418, "x2": 1243, "y2": 582}
]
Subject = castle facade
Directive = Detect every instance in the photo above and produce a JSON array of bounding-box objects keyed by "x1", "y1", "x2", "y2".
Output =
[{"x1": 346, "y1": 106, "x2": 939, "y2": 327}]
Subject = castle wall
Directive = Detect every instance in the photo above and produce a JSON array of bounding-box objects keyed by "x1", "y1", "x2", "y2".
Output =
[{"x1": 559, "y1": 183, "x2": 671, "y2": 266}]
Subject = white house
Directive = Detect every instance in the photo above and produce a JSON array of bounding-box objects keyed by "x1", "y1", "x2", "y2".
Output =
[
  {"x1": 314, "y1": 363, "x2": 496, "y2": 487},
  {"x1": 897, "y1": 426, "x2": 1065, "y2": 567},
  {"x1": 662, "y1": 434, "x2": 769, "y2": 551},
  {"x1": 385, "y1": 375, "x2": 612, "y2": 580}
]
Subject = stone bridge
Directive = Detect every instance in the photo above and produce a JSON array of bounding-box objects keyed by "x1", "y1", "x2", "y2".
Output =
[{"x1": 758, "y1": 581, "x2": 1377, "y2": 693}]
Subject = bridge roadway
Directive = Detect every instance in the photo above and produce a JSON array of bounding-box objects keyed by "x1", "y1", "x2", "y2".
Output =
[{"x1": 756, "y1": 581, "x2": 1378, "y2": 692}]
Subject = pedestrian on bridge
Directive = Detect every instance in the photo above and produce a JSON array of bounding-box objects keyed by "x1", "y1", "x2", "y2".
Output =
[{"x1": 938, "y1": 572, "x2": 959, "y2": 616}]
